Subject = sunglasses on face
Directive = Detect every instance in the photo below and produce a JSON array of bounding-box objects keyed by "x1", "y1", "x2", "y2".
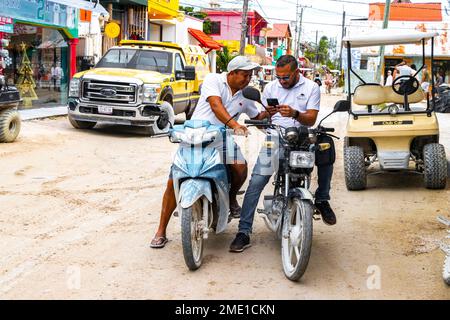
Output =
[{"x1": 275, "y1": 75, "x2": 292, "y2": 81}]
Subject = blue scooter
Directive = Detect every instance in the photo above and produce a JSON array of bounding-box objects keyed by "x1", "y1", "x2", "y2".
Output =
[{"x1": 168, "y1": 120, "x2": 233, "y2": 270}]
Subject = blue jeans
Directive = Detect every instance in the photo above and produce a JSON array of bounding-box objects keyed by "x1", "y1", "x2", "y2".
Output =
[{"x1": 238, "y1": 153, "x2": 333, "y2": 236}]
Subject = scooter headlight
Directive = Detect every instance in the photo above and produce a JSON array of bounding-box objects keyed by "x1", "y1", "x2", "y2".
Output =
[
  {"x1": 173, "y1": 128, "x2": 220, "y2": 145},
  {"x1": 289, "y1": 151, "x2": 315, "y2": 168}
]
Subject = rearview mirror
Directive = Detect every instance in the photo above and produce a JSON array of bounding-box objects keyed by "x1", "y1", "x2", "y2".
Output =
[
  {"x1": 184, "y1": 66, "x2": 196, "y2": 81},
  {"x1": 242, "y1": 86, "x2": 261, "y2": 103},
  {"x1": 333, "y1": 100, "x2": 350, "y2": 112},
  {"x1": 176, "y1": 66, "x2": 196, "y2": 81}
]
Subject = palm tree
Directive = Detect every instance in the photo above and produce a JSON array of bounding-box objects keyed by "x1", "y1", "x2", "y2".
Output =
[{"x1": 216, "y1": 47, "x2": 236, "y2": 73}]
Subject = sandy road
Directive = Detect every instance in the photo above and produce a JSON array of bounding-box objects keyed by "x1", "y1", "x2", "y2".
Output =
[{"x1": 0, "y1": 94, "x2": 449, "y2": 299}]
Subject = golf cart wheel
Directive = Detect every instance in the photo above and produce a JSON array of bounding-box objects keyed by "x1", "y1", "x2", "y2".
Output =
[
  {"x1": 344, "y1": 145, "x2": 367, "y2": 190},
  {"x1": 423, "y1": 143, "x2": 447, "y2": 189},
  {"x1": 68, "y1": 115, "x2": 96, "y2": 129},
  {"x1": 0, "y1": 109, "x2": 21, "y2": 143}
]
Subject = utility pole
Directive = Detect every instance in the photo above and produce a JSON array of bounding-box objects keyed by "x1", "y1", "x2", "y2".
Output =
[
  {"x1": 315, "y1": 30, "x2": 319, "y2": 66},
  {"x1": 296, "y1": 7, "x2": 304, "y2": 59},
  {"x1": 377, "y1": 0, "x2": 391, "y2": 83},
  {"x1": 294, "y1": 0, "x2": 299, "y2": 57},
  {"x1": 239, "y1": 0, "x2": 250, "y2": 55},
  {"x1": 338, "y1": 10, "x2": 346, "y2": 71}
]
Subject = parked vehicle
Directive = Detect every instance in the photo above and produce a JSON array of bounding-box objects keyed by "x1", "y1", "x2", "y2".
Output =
[
  {"x1": 0, "y1": 74, "x2": 21, "y2": 143},
  {"x1": 67, "y1": 41, "x2": 209, "y2": 135},
  {"x1": 342, "y1": 30, "x2": 447, "y2": 190},
  {"x1": 159, "y1": 120, "x2": 234, "y2": 270},
  {"x1": 242, "y1": 87, "x2": 348, "y2": 281},
  {"x1": 434, "y1": 84, "x2": 450, "y2": 113}
]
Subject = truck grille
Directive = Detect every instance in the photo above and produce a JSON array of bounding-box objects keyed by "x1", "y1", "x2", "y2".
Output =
[{"x1": 81, "y1": 80, "x2": 138, "y2": 105}]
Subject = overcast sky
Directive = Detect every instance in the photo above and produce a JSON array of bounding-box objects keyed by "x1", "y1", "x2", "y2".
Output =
[{"x1": 180, "y1": 0, "x2": 446, "y2": 44}]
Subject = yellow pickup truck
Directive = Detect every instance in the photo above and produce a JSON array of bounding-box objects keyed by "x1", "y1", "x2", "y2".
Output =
[{"x1": 67, "y1": 41, "x2": 209, "y2": 135}]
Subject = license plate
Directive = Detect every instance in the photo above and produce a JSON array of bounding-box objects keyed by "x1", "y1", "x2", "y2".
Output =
[{"x1": 98, "y1": 106, "x2": 113, "y2": 114}]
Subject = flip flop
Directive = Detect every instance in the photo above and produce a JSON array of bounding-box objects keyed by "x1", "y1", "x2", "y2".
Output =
[{"x1": 150, "y1": 236, "x2": 168, "y2": 248}]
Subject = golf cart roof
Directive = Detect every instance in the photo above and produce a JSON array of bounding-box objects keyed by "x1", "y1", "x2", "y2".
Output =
[{"x1": 343, "y1": 30, "x2": 439, "y2": 48}]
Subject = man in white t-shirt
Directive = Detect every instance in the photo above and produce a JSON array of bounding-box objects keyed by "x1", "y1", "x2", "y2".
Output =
[
  {"x1": 150, "y1": 56, "x2": 273, "y2": 248},
  {"x1": 230, "y1": 55, "x2": 336, "y2": 252},
  {"x1": 395, "y1": 60, "x2": 414, "y2": 78}
]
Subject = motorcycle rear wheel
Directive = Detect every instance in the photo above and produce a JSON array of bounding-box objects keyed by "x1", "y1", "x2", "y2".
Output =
[
  {"x1": 181, "y1": 199, "x2": 204, "y2": 270},
  {"x1": 281, "y1": 198, "x2": 313, "y2": 281}
]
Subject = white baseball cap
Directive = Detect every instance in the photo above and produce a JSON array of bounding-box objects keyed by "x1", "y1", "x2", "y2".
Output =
[{"x1": 227, "y1": 56, "x2": 260, "y2": 72}]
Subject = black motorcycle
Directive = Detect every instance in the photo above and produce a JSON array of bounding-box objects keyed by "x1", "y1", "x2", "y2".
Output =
[{"x1": 242, "y1": 87, "x2": 349, "y2": 281}]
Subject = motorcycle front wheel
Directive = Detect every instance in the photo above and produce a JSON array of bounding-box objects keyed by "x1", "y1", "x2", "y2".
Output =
[
  {"x1": 281, "y1": 198, "x2": 313, "y2": 281},
  {"x1": 181, "y1": 199, "x2": 204, "y2": 270}
]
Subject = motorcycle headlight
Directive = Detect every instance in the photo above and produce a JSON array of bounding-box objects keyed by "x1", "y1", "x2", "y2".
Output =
[
  {"x1": 69, "y1": 78, "x2": 80, "y2": 97},
  {"x1": 289, "y1": 151, "x2": 315, "y2": 168},
  {"x1": 142, "y1": 84, "x2": 161, "y2": 103}
]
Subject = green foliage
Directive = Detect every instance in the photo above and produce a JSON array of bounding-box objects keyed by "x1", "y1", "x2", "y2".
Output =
[
  {"x1": 216, "y1": 47, "x2": 236, "y2": 73},
  {"x1": 203, "y1": 19, "x2": 212, "y2": 35},
  {"x1": 179, "y1": 6, "x2": 211, "y2": 34},
  {"x1": 302, "y1": 36, "x2": 338, "y2": 70}
]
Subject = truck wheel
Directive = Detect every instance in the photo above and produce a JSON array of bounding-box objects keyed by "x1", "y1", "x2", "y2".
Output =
[
  {"x1": 344, "y1": 145, "x2": 367, "y2": 190},
  {"x1": 423, "y1": 143, "x2": 447, "y2": 189},
  {"x1": 145, "y1": 101, "x2": 175, "y2": 136},
  {"x1": 68, "y1": 115, "x2": 96, "y2": 129},
  {"x1": 0, "y1": 109, "x2": 21, "y2": 143}
]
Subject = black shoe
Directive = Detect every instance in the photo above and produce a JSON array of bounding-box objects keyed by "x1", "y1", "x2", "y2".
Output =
[
  {"x1": 229, "y1": 232, "x2": 251, "y2": 252},
  {"x1": 229, "y1": 204, "x2": 241, "y2": 219},
  {"x1": 315, "y1": 201, "x2": 336, "y2": 226}
]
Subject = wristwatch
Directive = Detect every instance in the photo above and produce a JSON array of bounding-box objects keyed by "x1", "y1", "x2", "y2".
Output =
[{"x1": 292, "y1": 110, "x2": 300, "y2": 120}]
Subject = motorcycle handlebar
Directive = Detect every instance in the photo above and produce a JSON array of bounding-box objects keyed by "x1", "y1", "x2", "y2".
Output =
[
  {"x1": 244, "y1": 119, "x2": 270, "y2": 126},
  {"x1": 321, "y1": 127, "x2": 335, "y2": 133}
]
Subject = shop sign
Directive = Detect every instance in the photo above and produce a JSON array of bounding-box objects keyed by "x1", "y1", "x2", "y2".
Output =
[
  {"x1": 0, "y1": 16, "x2": 13, "y2": 33},
  {"x1": 0, "y1": 0, "x2": 77, "y2": 30},
  {"x1": 105, "y1": 22, "x2": 120, "y2": 39}
]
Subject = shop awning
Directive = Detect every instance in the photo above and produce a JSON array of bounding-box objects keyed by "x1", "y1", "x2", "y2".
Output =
[
  {"x1": 49, "y1": 0, "x2": 109, "y2": 18},
  {"x1": 188, "y1": 28, "x2": 222, "y2": 53}
]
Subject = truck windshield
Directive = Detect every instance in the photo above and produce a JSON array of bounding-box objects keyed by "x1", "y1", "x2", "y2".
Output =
[{"x1": 96, "y1": 49, "x2": 173, "y2": 74}]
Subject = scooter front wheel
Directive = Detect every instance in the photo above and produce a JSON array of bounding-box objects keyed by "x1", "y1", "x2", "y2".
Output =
[
  {"x1": 281, "y1": 198, "x2": 313, "y2": 281},
  {"x1": 181, "y1": 199, "x2": 204, "y2": 270}
]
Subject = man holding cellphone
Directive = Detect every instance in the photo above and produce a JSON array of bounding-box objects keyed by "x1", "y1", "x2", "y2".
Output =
[{"x1": 230, "y1": 55, "x2": 336, "y2": 252}]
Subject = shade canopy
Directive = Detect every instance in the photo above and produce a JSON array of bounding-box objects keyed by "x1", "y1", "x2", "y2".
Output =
[{"x1": 343, "y1": 29, "x2": 439, "y2": 48}]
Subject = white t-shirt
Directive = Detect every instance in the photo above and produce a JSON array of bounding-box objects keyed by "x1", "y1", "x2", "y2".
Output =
[
  {"x1": 397, "y1": 65, "x2": 414, "y2": 77},
  {"x1": 191, "y1": 72, "x2": 259, "y2": 125},
  {"x1": 262, "y1": 75, "x2": 320, "y2": 129}
]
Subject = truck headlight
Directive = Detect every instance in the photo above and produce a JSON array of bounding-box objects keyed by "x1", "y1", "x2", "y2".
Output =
[
  {"x1": 142, "y1": 84, "x2": 161, "y2": 103},
  {"x1": 289, "y1": 151, "x2": 315, "y2": 168},
  {"x1": 69, "y1": 78, "x2": 80, "y2": 97}
]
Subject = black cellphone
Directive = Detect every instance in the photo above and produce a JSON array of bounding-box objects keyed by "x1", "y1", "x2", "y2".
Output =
[{"x1": 266, "y1": 98, "x2": 280, "y2": 107}]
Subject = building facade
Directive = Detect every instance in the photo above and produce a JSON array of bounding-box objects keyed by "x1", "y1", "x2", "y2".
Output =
[
  {"x1": 202, "y1": 9, "x2": 268, "y2": 55},
  {"x1": 346, "y1": 1, "x2": 450, "y2": 85},
  {"x1": 0, "y1": 0, "x2": 105, "y2": 109}
]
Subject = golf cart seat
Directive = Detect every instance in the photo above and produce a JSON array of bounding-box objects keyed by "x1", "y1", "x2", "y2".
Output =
[
  {"x1": 383, "y1": 86, "x2": 424, "y2": 104},
  {"x1": 353, "y1": 84, "x2": 385, "y2": 105},
  {"x1": 353, "y1": 83, "x2": 424, "y2": 106}
]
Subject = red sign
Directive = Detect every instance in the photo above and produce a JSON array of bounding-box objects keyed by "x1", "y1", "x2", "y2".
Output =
[{"x1": 0, "y1": 16, "x2": 13, "y2": 25}]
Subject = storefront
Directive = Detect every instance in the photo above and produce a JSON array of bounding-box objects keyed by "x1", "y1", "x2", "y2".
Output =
[
  {"x1": 1, "y1": 24, "x2": 71, "y2": 108},
  {"x1": 0, "y1": 0, "x2": 80, "y2": 109},
  {"x1": 0, "y1": 0, "x2": 107, "y2": 109}
]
